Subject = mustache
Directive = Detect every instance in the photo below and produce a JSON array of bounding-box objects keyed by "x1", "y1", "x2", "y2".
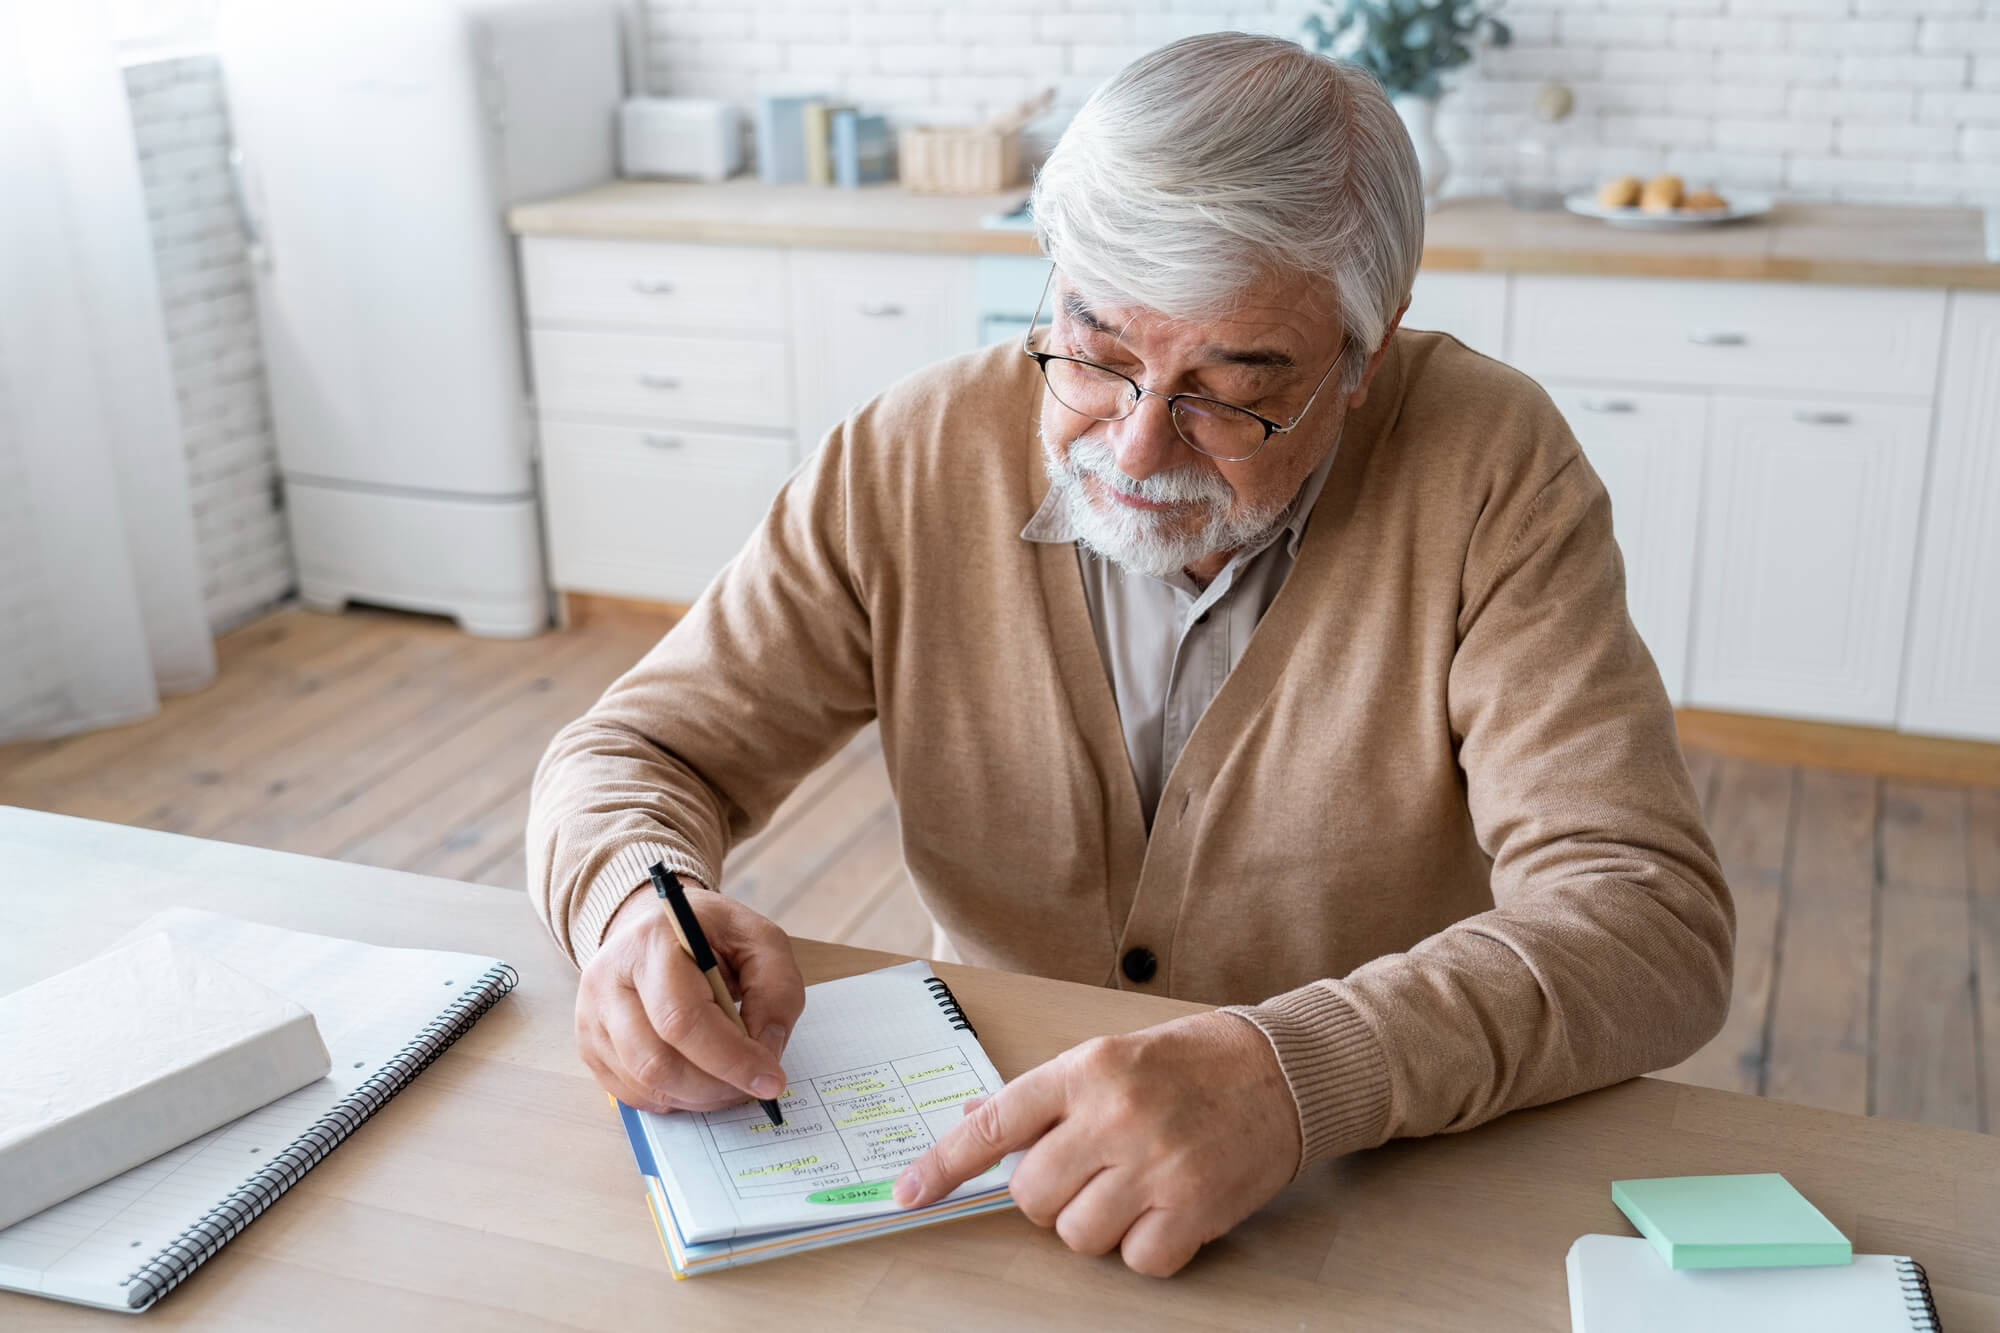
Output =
[{"x1": 1061, "y1": 434, "x2": 1234, "y2": 509}]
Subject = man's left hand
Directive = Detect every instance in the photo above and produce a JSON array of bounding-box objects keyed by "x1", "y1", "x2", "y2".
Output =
[{"x1": 891, "y1": 1011, "x2": 1301, "y2": 1277}]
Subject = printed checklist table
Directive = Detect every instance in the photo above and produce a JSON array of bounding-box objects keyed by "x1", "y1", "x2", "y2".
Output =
[{"x1": 700, "y1": 1049, "x2": 990, "y2": 1200}]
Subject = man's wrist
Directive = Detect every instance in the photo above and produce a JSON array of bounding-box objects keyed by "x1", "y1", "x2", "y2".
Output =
[
  {"x1": 607, "y1": 874, "x2": 710, "y2": 937},
  {"x1": 1221, "y1": 986, "x2": 1393, "y2": 1173}
]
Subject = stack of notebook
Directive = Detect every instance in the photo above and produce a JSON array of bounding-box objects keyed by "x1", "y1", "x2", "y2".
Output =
[
  {"x1": 1569, "y1": 1173, "x2": 1941, "y2": 1331},
  {"x1": 0, "y1": 910, "x2": 515, "y2": 1312},
  {"x1": 615, "y1": 960, "x2": 1019, "y2": 1276}
]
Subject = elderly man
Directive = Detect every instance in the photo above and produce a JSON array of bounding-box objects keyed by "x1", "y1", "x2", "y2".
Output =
[{"x1": 528, "y1": 34, "x2": 1732, "y2": 1278}]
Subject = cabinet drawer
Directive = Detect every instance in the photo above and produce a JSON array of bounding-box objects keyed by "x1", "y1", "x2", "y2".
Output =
[
  {"x1": 520, "y1": 237, "x2": 788, "y2": 336},
  {"x1": 1544, "y1": 383, "x2": 1704, "y2": 702},
  {"x1": 530, "y1": 329, "x2": 791, "y2": 429},
  {"x1": 789, "y1": 249, "x2": 975, "y2": 447},
  {"x1": 1901, "y1": 291, "x2": 2000, "y2": 741},
  {"x1": 1511, "y1": 276, "x2": 1943, "y2": 398},
  {"x1": 1404, "y1": 271, "x2": 1508, "y2": 359},
  {"x1": 1688, "y1": 393, "x2": 1931, "y2": 726},
  {"x1": 540, "y1": 421, "x2": 796, "y2": 604}
]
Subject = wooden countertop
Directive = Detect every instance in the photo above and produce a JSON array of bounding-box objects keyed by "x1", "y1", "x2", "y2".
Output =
[
  {"x1": 507, "y1": 178, "x2": 2000, "y2": 289},
  {"x1": 7, "y1": 806, "x2": 2000, "y2": 1330}
]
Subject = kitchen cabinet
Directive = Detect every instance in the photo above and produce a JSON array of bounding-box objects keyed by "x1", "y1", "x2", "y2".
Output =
[
  {"x1": 1403, "y1": 271, "x2": 1508, "y2": 359},
  {"x1": 520, "y1": 236, "x2": 802, "y2": 606},
  {"x1": 522, "y1": 238, "x2": 980, "y2": 606},
  {"x1": 540, "y1": 421, "x2": 795, "y2": 604},
  {"x1": 517, "y1": 213, "x2": 1994, "y2": 745},
  {"x1": 788, "y1": 249, "x2": 976, "y2": 452},
  {"x1": 1901, "y1": 291, "x2": 2000, "y2": 741},
  {"x1": 1510, "y1": 275, "x2": 1944, "y2": 398},
  {"x1": 1544, "y1": 384, "x2": 1705, "y2": 702},
  {"x1": 1689, "y1": 395, "x2": 1931, "y2": 726}
]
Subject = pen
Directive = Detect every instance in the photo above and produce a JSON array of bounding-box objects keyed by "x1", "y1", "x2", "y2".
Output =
[{"x1": 647, "y1": 862, "x2": 786, "y2": 1128}]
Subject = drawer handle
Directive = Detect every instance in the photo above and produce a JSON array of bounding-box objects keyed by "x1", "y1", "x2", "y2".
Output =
[
  {"x1": 638, "y1": 373, "x2": 682, "y2": 390},
  {"x1": 641, "y1": 433, "x2": 684, "y2": 449},
  {"x1": 856, "y1": 302, "x2": 905, "y2": 317},
  {"x1": 1792, "y1": 408, "x2": 1852, "y2": 426},
  {"x1": 1687, "y1": 329, "x2": 1747, "y2": 346},
  {"x1": 1580, "y1": 397, "x2": 1636, "y2": 414},
  {"x1": 631, "y1": 279, "x2": 676, "y2": 295}
]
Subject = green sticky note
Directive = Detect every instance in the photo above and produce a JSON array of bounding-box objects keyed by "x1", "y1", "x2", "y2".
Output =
[{"x1": 1611, "y1": 1173, "x2": 1852, "y2": 1270}]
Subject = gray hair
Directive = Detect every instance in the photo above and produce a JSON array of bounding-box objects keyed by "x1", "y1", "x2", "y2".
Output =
[{"x1": 1030, "y1": 34, "x2": 1424, "y2": 392}]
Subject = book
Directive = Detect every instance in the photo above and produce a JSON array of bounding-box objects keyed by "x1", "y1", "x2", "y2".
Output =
[
  {"x1": 832, "y1": 110, "x2": 894, "y2": 189},
  {"x1": 0, "y1": 932, "x2": 332, "y2": 1231},
  {"x1": 803, "y1": 101, "x2": 834, "y2": 186},
  {"x1": 755, "y1": 93, "x2": 825, "y2": 185},
  {"x1": 1611, "y1": 1173, "x2": 1851, "y2": 1269},
  {"x1": 0, "y1": 909, "x2": 516, "y2": 1312},
  {"x1": 617, "y1": 960, "x2": 1019, "y2": 1276},
  {"x1": 1567, "y1": 1234, "x2": 1942, "y2": 1332}
]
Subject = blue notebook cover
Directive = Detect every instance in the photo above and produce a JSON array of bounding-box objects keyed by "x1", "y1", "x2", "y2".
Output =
[
  {"x1": 833, "y1": 110, "x2": 892, "y2": 188},
  {"x1": 756, "y1": 93, "x2": 824, "y2": 185}
]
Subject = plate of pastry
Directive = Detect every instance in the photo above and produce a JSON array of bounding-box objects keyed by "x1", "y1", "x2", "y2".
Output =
[{"x1": 1565, "y1": 175, "x2": 1772, "y2": 229}]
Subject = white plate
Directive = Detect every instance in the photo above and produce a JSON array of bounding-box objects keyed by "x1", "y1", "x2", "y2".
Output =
[{"x1": 1563, "y1": 190, "x2": 1773, "y2": 230}]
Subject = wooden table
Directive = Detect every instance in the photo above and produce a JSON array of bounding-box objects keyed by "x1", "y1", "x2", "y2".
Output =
[{"x1": 5, "y1": 806, "x2": 1997, "y2": 1330}]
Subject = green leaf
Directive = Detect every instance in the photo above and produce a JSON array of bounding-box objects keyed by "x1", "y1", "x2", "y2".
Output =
[{"x1": 1487, "y1": 17, "x2": 1512, "y2": 46}]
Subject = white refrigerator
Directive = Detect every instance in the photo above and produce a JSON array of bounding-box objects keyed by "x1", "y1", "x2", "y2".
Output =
[{"x1": 218, "y1": 0, "x2": 625, "y2": 636}]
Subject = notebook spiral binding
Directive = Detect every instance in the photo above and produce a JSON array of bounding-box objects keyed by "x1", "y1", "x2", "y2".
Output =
[
  {"x1": 1897, "y1": 1256, "x2": 1942, "y2": 1331},
  {"x1": 121, "y1": 962, "x2": 520, "y2": 1310},
  {"x1": 923, "y1": 975, "x2": 976, "y2": 1037}
]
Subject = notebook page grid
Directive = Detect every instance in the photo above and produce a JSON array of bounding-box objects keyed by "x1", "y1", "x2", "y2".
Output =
[
  {"x1": 642, "y1": 962, "x2": 1015, "y2": 1242},
  {"x1": 697, "y1": 1046, "x2": 993, "y2": 1199}
]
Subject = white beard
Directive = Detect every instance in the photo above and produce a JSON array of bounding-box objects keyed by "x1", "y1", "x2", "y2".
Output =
[{"x1": 1039, "y1": 420, "x2": 1288, "y2": 579}]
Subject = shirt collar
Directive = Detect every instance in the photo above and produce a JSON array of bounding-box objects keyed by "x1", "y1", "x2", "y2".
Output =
[{"x1": 1020, "y1": 429, "x2": 1342, "y2": 560}]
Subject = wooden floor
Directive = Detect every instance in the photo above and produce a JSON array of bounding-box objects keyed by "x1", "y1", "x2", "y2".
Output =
[{"x1": 3, "y1": 604, "x2": 1995, "y2": 1135}]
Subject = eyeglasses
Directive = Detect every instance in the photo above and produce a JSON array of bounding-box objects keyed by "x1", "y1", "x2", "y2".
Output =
[{"x1": 1022, "y1": 264, "x2": 1350, "y2": 463}]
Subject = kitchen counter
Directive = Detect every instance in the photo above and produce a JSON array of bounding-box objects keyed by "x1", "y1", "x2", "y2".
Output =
[{"x1": 507, "y1": 178, "x2": 1998, "y2": 289}]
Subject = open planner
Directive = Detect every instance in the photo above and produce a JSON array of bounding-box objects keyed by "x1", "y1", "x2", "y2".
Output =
[
  {"x1": 618, "y1": 960, "x2": 1019, "y2": 1276},
  {"x1": 0, "y1": 909, "x2": 516, "y2": 1313}
]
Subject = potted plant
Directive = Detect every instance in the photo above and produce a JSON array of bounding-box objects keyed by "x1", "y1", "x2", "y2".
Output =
[{"x1": 1302, "y1": 0, "x2": 1512, "y2": 207}]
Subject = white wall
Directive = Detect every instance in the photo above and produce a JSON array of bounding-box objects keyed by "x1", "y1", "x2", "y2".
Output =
[
  {"x1": 640, "y1": 0, "x2": 2000, "y2": 205},
  {"x1": 123, "y1": 53, "x2": 293, "y2": 634}
]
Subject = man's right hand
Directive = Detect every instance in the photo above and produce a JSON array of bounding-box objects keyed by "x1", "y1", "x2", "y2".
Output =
[{"x1": 574, "y1": 883, "x2": 806, "y2": 1113}]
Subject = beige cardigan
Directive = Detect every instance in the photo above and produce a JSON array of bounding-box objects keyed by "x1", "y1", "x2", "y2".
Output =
[{"x1": 527, "y1": 331, "x2": 1734, "y2": 1170}]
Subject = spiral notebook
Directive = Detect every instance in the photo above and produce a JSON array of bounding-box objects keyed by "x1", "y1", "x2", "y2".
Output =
[
  {"x1": 1567, "y1": 1234, "x2": 1943, "y2": 1332},
  {"x1": 0, "y1": 909, "x2": 517, "y2": 1313},
  {"x1": 618, "y1": 960, "x2": 1020, "y2": 1276}
]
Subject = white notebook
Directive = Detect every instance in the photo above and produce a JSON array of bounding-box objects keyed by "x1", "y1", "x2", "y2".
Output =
[
  {"x1": 0, "y1": 909, "x2": 516, "y2": 1313},
  {"x1": 622, "y1": 960, "x2": 1019, "y2": 1275},
  {"x1": 1568, "y1": 1234, "x2": 1943, "y2": 1332}
]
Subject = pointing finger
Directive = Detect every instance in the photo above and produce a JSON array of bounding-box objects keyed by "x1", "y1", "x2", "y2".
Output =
[{"x1": 894, "y1": 1063, "x2": 1064, "y2": 1208}]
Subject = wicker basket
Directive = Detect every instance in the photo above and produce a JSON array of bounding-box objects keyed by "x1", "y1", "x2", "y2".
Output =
[
  {"x1": 898, "y1": 90, "x2": 1053, "y2": 195},
  {"x1": 899, "y1": 125, "x2": 1022, "y2": 195}
]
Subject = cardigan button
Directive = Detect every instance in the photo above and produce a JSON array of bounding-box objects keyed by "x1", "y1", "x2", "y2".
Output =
[{"x1": 1121, "y1": 947, "x2": 1158, "y2": 984}]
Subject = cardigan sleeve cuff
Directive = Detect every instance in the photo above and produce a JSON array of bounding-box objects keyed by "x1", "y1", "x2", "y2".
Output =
[
  {"x1": 1221, "y1": 983, "x2": 1393, "y2": 1173},
  {"x1": 568, "y1": 840, "x2": 713, "y2": 968}
]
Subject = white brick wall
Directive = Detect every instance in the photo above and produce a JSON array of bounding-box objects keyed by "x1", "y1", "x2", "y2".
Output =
[
  {"x1": 0, "y1": 373, "x2": 72, "y2": 736},
  {"x1": 123, "y1": 54, "x2": 293, "y2": 634},
  {"x1": 642, "y1": 0, "x2": 2000, "y2": 205}
]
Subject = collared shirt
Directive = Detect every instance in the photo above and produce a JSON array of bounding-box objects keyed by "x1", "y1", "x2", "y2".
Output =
[{"x1": 1021, "y1": 444, "x2": 1340, "y2": 827}]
